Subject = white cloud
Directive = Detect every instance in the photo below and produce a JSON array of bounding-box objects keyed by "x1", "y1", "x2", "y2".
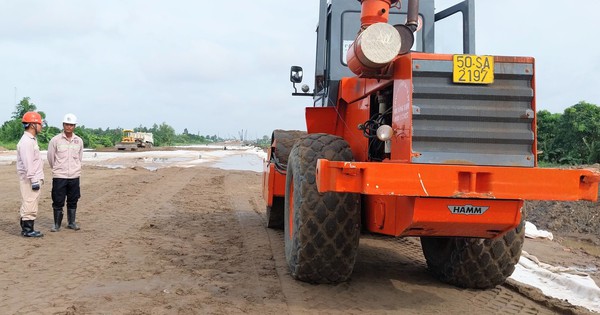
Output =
[{"x1": 1, "y1": 1, "x2": 598, "y2": 138}]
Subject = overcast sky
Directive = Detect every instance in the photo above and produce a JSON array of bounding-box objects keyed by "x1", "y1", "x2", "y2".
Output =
[{"x1": 1, "y1": 1, "x2": 599, "y2": 139}]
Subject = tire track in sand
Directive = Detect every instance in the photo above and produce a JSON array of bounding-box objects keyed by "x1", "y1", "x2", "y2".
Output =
[
  {"x1": 260, "y1": 208, "x2": 564, "y2": 314},
  {"x1": 63, "y1": 168, "x2": 287, "y2": 314},
  {"x1": 0, "y1": 166, "x2": 197, "y2": 314}
]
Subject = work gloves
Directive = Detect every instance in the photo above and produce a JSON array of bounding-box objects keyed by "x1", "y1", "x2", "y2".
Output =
[{"x1": 31, "y1": 181, "x2": 40, "y2": 191}]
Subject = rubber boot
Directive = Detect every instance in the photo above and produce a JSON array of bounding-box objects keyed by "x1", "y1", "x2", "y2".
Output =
[
  {"x1": 22, "y1": 220, "x2": 43, "y2": 238},
  {"x1": 67, "y1": 208, "x2": 80, "y2": 230},
  {"x1": 51, "y1": 209, "x2": 64, "y2": 232},
  {"x1": 20, "y1": 219, "x2": 27, "y2": 236}
]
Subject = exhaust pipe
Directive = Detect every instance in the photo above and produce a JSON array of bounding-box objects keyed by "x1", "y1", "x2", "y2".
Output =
[
  {"x1": 396, "y1": 0, "x2": 419, "y2": 54},
  {"x1": 347, "y1": 0, "x2": 419, "y2": 77},
  {"x1": 406, "y1": 0, "x2": 419, "y2": 32},
  {"x1": 359, "y1": 0, "x2": 398, "y2": 27}
]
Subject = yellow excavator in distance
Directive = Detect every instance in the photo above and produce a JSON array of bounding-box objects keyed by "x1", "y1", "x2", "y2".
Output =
[{"x1": 115, "y1": 129, "x2": 154, "y2": 150}]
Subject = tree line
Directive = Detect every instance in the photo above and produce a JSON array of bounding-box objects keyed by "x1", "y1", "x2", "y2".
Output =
[
  {"x1": 537, "y1": 101, "x2": 600, "y2": 165},
  {"x1": 0, "y1": 97, "x2": 222, "y2": 149},
  {"x1": 1, "y1": 97, "x2": 599, "y2": 164}
]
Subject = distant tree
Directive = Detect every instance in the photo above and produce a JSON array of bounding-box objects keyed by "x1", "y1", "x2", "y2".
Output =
[
  {"x1": 536, "y1": 102, "x2": 600, "y2": 165},
  {"x1": 37, "y1": 125, "x2": 60, "y2": 144},
  {"x1": 11, "y1": 97, "x2": 46, "y2": 123},
  {"x1": 0, "y1": 119, "x2": 23, "y2": 143},
  {"x1": 11, "y1": 97, "x2": 36, "y2": 119},
  {"x1": 536, "y1": 110, "x2": 561, "y2": 163},
  {"x1": 136, "y1": 124, "x2": 149, "y2": 132},
  {"x1": 556, "y1": 101, "x2": 600, "y2": 163},
  {"x1": 255, "y1": 135, "x2": 271, "y2": 149},
  {"x1": 1, "y1": 97, "x2": 47, "y2": 143},
  {"x1": 152, "y1": 122, "x2": 176, "y2": 146}
]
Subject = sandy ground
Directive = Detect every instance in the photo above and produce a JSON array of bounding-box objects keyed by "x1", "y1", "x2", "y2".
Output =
[{"x1": 0, "y1": 150, "x2": 598, "y2": 314}]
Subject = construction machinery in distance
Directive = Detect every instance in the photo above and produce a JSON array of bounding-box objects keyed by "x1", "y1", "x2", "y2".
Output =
[
  {"x1": 115, "y1": 129, "x2": 154, "y2": 150},
  {"x1": 262, "y1": 0, "x2": 600, "y2": 289}
]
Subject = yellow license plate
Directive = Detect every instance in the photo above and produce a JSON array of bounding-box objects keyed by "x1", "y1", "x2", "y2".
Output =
[{"x1": 453, "y1": 55, "x2": 494, "y2": 84}]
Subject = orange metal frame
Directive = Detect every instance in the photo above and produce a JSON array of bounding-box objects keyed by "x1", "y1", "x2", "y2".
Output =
[
  {"x1": 268, "y1": 52, "x2": 600, "y2": 239},
  {"x1": 315, "y1": 159, "x2": 599, "y2": 238},
  {"x1": 363, "y1": 195, "x2": 523, "y2": 238},
  {"x1": 316, "y1": 160, "x2": 600, "y2": 202},
  {"x1": 262, "y1": 148, "x2": 286, "y2": 207},
  {"x1": 303, "y1": 52, "x2": 600, "y2": 238}
]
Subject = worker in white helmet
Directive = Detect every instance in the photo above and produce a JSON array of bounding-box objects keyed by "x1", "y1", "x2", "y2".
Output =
[{"x1": 47, "y1": 113, "x2": 84, "y2": 231}]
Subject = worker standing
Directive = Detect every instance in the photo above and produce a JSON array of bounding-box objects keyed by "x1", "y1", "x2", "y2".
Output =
[
  {"x1": 16, "y1": 111, "x2": 45, "y2": 237},
  {"x1": 47, "y1": 113, "x2": 84, "y2": 231}
]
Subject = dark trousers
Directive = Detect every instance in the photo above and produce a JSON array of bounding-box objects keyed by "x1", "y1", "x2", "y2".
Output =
[{"x1": 51, "y1": 178, "x2": 81, "y2": 210}]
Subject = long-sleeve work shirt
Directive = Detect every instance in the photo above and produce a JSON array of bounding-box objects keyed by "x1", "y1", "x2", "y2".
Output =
[
  {"x1": 47, "y1": 132, "x2": 84, "y2": 179},
  {"x1": 16, "y1": 132, "x2": 44, "y2": 183}
]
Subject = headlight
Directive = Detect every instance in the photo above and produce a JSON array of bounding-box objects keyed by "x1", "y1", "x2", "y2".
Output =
[{"x1": 376, "y1": 125, "x2": 393, "y2": 141}]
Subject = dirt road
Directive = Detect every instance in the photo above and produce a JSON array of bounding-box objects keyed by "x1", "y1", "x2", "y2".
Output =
[{"x1": 0, "y1": 162, "x2": 595, "y2": 314}]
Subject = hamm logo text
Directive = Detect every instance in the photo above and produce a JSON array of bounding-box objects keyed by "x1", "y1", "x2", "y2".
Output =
[{"x1": 448, "y1": 205, "x2": 489, "y2": 215}]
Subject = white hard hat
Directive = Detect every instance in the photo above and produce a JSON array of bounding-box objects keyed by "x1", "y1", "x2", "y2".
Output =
[{"x1": 63, "y1": 113, "x2": 78, "y2": 124}]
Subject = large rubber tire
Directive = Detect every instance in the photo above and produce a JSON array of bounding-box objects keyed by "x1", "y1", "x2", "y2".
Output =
[
  {"x1": 270, "y1": 130, "x2": 307, "y2": 166},
  {"x1": 266, "y1": 130, "x2": 306, "y2": 229},
  {"x1": 420, "y1": 215, "x2": 525, "y2": 289},
  {"x1": 284, "y1": 133, "x2": 361, "y2": 284}
]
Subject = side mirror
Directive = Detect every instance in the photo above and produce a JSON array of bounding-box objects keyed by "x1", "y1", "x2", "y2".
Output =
[
  {"x1": 290, "y1": 66, "x2": 303, "y2": 83},
  {"x1": 290, "y1": 65, "x2": 313, "y2": 97}
]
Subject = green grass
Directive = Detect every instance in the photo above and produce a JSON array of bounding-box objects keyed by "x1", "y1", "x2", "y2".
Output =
[
  {"x1": 0, "y1": 142, "x2": 16, "y2": 150},
  {"x1": 0, "y1": 141, "x2": 48, "y2": 150}
]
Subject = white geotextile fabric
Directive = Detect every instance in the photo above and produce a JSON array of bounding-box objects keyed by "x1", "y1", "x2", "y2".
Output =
[
  {"x1": 510, "y1": 222, "x2": 600, "y2": 313},
  {"x1": 524, "y1": 221, "x2": 554, "y2": 240}
]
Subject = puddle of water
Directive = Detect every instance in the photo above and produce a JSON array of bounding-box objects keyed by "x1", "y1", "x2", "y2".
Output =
[
  {"x1": 99, "y1": 164, "x2": 161, "y2": 172},
  {"x1": 43, "y1": 149, "x2": 266, "y2": 172},
  {"x1": 144, "y1": 157, "x2": 195, "y2": 163},
  {"x1": 212, "y1": 154, "x2": 263, "y2": 172},
  {"x1": 561, "y1": 238, "x2": 600, "y2": 257},
  {"x1": 100, "y1": 164, "x2": 126, "y2": 169}
]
